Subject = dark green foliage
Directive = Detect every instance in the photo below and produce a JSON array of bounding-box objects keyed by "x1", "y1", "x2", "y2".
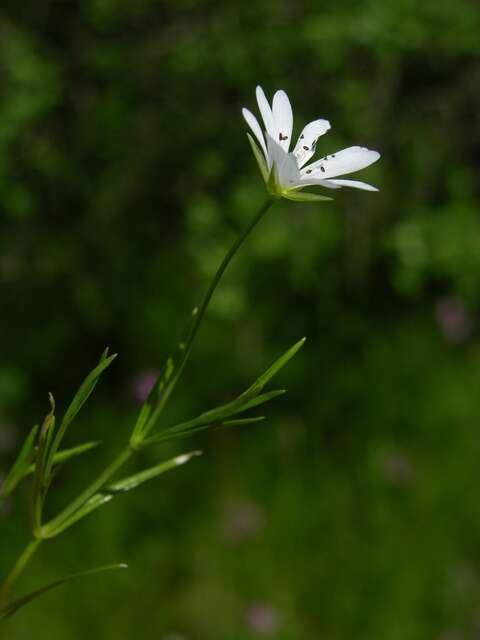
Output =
[{"x1": 1, "y1": 0, "x2": 480, "y2": 638}]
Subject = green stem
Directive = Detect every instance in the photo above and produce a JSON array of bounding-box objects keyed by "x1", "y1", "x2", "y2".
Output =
[
  {"x1": 41, "y1": 446, "x2": 132, "y2": 538},
  {"x1": 0, "y1": 196, "x2": 276, "y2": 603},
  {"x1": 143, "y1": 196, "x2": 276, "y2": 435},
  {"x1": 0, "y1": 539, "x2": 42, "y2": 605},
  {"x1": 41, "y1": 198, "x2": 276, "y2": 535}
]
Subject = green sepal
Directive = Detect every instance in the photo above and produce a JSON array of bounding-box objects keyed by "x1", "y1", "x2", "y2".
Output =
[
  {"x1": 246, "y1": 133, "x2": 269, "y2": 183},
  {"x1": 0, "y1": 563, "x2": 127, "y2": 620},
  {"x1": 267, "y1": 163, "x2": 280, "y2": 196},
  {"x1": 0, "y1": 425, "x2": 39, "y2": 497},
  {"x1": 282, "y1": 190, "x2": 332, "y2": 202}
]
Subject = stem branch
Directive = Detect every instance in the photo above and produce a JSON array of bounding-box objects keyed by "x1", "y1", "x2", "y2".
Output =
[{"x1": 144, "y1": 196, "x2": 276, "y2": 434}]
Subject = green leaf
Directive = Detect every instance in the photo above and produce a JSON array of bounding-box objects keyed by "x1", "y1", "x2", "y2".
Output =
[
  {"x1": 43, "y1": 451, "x2": 201, "y2": 537},
  {"x1": 43, "y1": 493, "x2": 114, "y2": 537},
  {"x1": 31, "y1": 396, "x2": 56, "y2": 535},
  {"x1": 24, "y1": 441, "x2": 100, "y2": 477},
  {"x1": 223, "y1": 416, "x2": 266, "y2": 426},
  {"x1": 238, "y1": 389, "x2": 286, "y2": 412},
  {"x1": 0, "y1": 424, "x2": 39, "y2": 496},
  {"x1": 60, "y1": 350, "x2": 116, "y2": 435},
  {"x1": 246, "y1": 133, "x2": 269, "y2": 183},
  {"x1": 282, "y1": 190, "x2": 332, "y2": 202},
  {"x1": 0, "y1": 564, "x2": 127, "y2": 620},
  {"x1": 45, "y1": 349, "x2": 117, "y2": 477},
  {"x1": 106, "y1": 450, "x2": 202, "y2": 493},
  {"x1": 240, "y1": 337, "x2": 306, "y2": 399}
]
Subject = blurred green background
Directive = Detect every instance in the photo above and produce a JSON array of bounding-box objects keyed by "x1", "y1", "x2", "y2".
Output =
[{"x1": 1, "y1": 0, "x2": 480, "y2": 638}]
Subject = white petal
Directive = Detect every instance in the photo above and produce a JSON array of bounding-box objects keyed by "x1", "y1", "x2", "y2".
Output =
[
  {"x1": 293, "y1": 119, "x2": 331, "y2": 168},
  {"x1": 266, "y1": 135, "x2": 300, "y2": 187},
  {"x1": 272, "y1": 90, "x2": 293, "y2": 152},
  {"x1": 329, "y1": 179, "x2": 379, "y2": 191},
  {"x1": 293, "y1": 178, "x2": 342, "y2": 189},
  {"x1": 302, "y1": 146, "x2": 380, "y2": 179},
  {"x1": 256, "y1": 86, "x2": 277, "y2": 139},
  {"x1": 242, "y1": 108, "x2": 268, "y2": 160}
]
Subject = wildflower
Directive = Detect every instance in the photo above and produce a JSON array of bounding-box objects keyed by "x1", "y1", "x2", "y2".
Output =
[{"x1": 242, "y1": 86, "x2": 380, "y2": 201}]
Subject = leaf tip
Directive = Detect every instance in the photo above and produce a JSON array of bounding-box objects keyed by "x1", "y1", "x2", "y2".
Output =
[
  {"x1": 175, "y1": 450, "x2": 203, "y2": 466},
  {"x1": 47, "y1": 392, "x2": 56, "y2": 413}
]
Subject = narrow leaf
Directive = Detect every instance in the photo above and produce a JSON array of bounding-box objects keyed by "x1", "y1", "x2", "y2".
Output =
[
  {"x1": 24, "y1": 441, "x2": 100, "y2": 478},
  {"x1": 45, "y1": 350, "x2": 117, "y2": 477},
  {"x1": 43, "y1": 452, "x2": 201, "y2": 537},
  {"x1": 59, "y1": 352, "x2": 116, "y2": 436},
  {"x1": 223, "y1": 416, "x2": 266, "y2": 426},
  {"x1": 1, "y1": 425, "x2": 39, "y2": 496},
  {"x1": 31, "y1": 396, "x2": 55, "y2": 535},
  {"x1": 0, "y1": 564, "x2": 127, "y2": 620},
  {"x1": 107, "y1": 450, "x2": 202, "y2": 493},
  {"x1": 44, "y1": 493, "x2": 114, "y2": 537},
  {"x1": 241, "y1": 337, "x2": 306, "y2": 399},
  {"x1": 239, "y1": 389, "x2": 286, "y2": 412}
]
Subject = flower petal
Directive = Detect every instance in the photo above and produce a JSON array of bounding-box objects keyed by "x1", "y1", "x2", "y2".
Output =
[
  {"x1": 256, "y1": 86, "x2": 277, "y2": 140},
  {"x1": 272, "y1": 90, "x2": 293, "y2": 152},
  {"x1": 294, "y1": 178, "x2": 342, "y2": 189},
  {"x1": 302, "y1": 146, "x2": 380, "y2": 179},
  {"x1": 242, "y1": 108, "x2": 268, "y2": 160},
  {"x1": 266, "y1": 135, "x2": 300, "y2": 188},
  {"x1": 293, "y1": 119, "x2": 331, "y2": 168},
  {"x1": 328, "y1": 178, "x2": 379, "y2": 191}
]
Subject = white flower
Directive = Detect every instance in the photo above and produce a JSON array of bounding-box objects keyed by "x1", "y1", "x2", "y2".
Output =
[{"x1": 242, "y1": 86, "x2": 381, "y2": 201}]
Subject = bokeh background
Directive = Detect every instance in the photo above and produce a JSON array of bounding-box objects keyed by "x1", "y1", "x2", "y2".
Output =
[{"x1": 1, "y1": 0, "x2": 480, "y2": 638}]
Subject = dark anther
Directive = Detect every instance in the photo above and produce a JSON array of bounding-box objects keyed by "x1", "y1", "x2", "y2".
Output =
[
  {"x1": 320, "y1": 166, "x2": 325, "y2": 173},
  {"x1": 303, "y1": 146, "x2": 309, "y2": 151},
  {"x1": 306, "y1": 169, "x2": 312, "y2": 174},
  {"x1": 279, "y1": 133, "x2": 288, "y2": 141},
  {"x1": 300, "y1": 134, "x2": 304, "y2": 139}
]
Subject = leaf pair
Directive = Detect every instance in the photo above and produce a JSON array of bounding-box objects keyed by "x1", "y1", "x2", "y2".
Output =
[
  {"x1": 143, "y1": 337, "x2": 306, "y2": 446},
  {"x1": 43, "y1": 451, "x2": 202, "y2": 537},
  {"x1": 0, "y1": 429, "x2": 100, "y2": 501}
]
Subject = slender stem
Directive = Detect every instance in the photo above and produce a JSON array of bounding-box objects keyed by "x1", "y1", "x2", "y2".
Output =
[
  {"x1": 0, "y1": 539, "x2": 42, "y2": 605},
  {"x1": 0, "y1": 195, "x2": 276, "y2": 603},
  {"x1": 43, "y1": 197, "x2": 276, "y2": 534},
  {"x1": 41, "y1": 446, "x2": 132, "y2": 538},
  {"x1": 144, "y1": 196, "x2": 276, "y2": 434}
]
